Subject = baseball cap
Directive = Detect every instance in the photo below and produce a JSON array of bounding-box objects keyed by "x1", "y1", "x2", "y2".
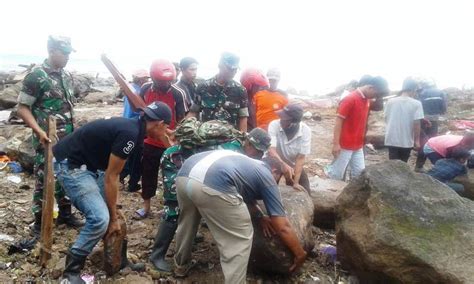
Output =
[
  {"x1": 276, "y1": 103, "x2": 304, "y2": 121},
  {"x1": 219, "y1": 52, "x2": 240, "y2": 69},
  {"x1": 267, "y1": 68, "x2": 281, "y2": 80},
  {"x1": 142, "y1": 102, "x2": 172, "y2": 124},
  {"x1": 47, "y1": 35, "x2": 75, "y2": 54},
  {"x1": 247, "y1": 128, "x2": 271, "y2": 152},
  {"x1": 132, "y1": 69, "x2": 149, "y2": 79}
]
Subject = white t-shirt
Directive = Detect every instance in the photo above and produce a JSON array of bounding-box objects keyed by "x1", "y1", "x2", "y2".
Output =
[
  {"x1": 268, "y1": 119, "x2": 312, "y2": 167},
  {"x1": 384, "y1": 96, "x2": 424, "y2": 148}
]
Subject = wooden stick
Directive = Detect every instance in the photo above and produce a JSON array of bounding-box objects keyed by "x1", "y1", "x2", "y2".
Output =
[
  {"x1": 40, "y1": 117, "x2": 56, "y2": 267},
  {"x1": 101, "y1": 54, "x2": 146, "y2": 110}
]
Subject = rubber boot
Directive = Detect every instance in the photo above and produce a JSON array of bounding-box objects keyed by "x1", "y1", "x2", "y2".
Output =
[
  {"x1": 120, "y1": 239, "x2": 145, "y2": 272},
  {"x1": 149, "y1": 220, "x2": 178, "y2": 272},
  {"x1": 57, "y1": 204, "x2": 85, "y2": 228},
  {"x1": 31, "y1": 212, "x2": 42, "y2": 237},
  {"x1": 61, "y1": 250, "x2": 87, "y2": 284}
]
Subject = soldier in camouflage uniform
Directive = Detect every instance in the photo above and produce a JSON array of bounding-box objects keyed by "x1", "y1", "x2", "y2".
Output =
[
  {"x1": 187, "y1": 52, "x2": 249, "y2": 132},
  {"x1": 17, "y1": 36, "x2": 83, "y2": 236},
  {"x1": 149, "y1": 118, "x2": 271, "y2": 272}
]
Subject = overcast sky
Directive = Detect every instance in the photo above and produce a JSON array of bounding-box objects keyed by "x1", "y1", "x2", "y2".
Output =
[{"x1": 1, "y1": 0, "x2": 474, "y2": 95}]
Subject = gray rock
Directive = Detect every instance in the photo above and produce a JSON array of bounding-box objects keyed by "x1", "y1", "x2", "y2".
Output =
[
  {"x1": 310, "y1": 177, "x2": 347, "y2": 229},
  {"x1": 83, "y1": 91, "x2": 115, "y2": 104},
  {"x1": 2, "y1": 126, "x2": 34, "y2": 172},
  {"x1": 250, "y1": 185, "x2": 314, "y2": 274},
  {"x1": 0, "y1": 83, "x2": 21, "y2": 110},
  {"x1": 336, "y1": 160, "x2": 474, "y2": 283}
]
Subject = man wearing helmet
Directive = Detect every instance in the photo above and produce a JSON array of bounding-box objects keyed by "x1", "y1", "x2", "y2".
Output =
[
  {"x1": 240, "y1": 68, "x2": 270, "y2": 130},
  {"x1": 54, "y1": 102, "x2": 172, "y2": 283},
  {"x1": 149, "y1": 118, "x2": 272, "y2": 272},
  {"x1": 187, "y1": 52, "x2": 249, "y2": 132},
  {"x1": 135, "y1": 59, "x2": 187, "y2": 219}
]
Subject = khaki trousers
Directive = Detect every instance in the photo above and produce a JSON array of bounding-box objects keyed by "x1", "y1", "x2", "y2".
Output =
[{"x1": 174, "y1": 177, "x2": 253, "y2": 284}]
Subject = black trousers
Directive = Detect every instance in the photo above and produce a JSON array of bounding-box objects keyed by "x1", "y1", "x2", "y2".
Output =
[
  {"x1": 141, "y1": 143, "x2": 166, "y2": 200},
  {"x1": 388, "y1": 146, "x2": 412, "y2": 162}
]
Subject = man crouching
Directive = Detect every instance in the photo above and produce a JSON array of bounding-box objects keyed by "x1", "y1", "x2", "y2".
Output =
[{"x1": 53, "y1": 102, "x2": 172, "y2": 283}]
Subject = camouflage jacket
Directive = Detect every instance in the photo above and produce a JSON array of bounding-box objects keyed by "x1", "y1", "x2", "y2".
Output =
[
  {"x1": 190, "y1": 76, "x2": 248, "y2": 128},
  {"x1": 160, "y1": 140, "x2": 243, "y2": 194},
  {"x1": 17, "y1": 60, "x2": 75, "y2": 146}
]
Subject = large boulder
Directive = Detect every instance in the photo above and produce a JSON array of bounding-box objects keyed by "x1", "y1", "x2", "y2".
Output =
[
  {"x1": 249, "y1": 185, "x2": 314, "y2": 274},
  {"x1": 1, "y1": 125, "x2": 35, "y2": 172},
  {"x1": 0, "y1": 83, "x2": 21, "y2": 110},
  {"x1": 336, "y1": 160, "x2": 474, "y2": 283},
  {"x1": 83, "y1": 91, "x2": 116, "y2": 104},
  {"x1": 310, "y1": 177, "x2": 347, "y2": 229}
]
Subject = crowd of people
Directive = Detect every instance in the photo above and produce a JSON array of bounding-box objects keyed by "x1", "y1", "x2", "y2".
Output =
[{"x1": 15, "y1": 35, "x2": 472, "y2": 283}]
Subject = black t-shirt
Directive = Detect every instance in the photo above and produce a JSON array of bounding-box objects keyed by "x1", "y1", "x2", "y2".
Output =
[{"x1": 53, "y1": 117, "x2": 142, "y2": 172}]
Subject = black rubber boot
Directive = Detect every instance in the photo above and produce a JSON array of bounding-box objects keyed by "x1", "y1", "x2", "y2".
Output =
[
  {"x1": 57, "y1": 204, "x2": 85, "y2": 228},
  {"x1": 120, "y1": 239, "x2": 145, "y2": 272},
  {"x1": 149, "y1": 220, "x2": 178, "y2": 272},
  {"x1": 61, "y1": 250, "x2": 87, "y2": 284},
  {"x1": 31, "y1": 212, "x2": 42, "y2": 237}
]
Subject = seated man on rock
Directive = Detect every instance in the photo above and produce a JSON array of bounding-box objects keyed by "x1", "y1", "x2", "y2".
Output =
[
  {"x1": 53, "y1": 102, "x2": 172, "y2": 283},
  {"x1": 427, "y1": 148, "x2": 471, "y2": 195},
  {"x1": 173, "y1": 150, "x2": 307, "y2": 283},
  {"x1": 150, "y1": 118, "x2": 272, "y2": 272}
]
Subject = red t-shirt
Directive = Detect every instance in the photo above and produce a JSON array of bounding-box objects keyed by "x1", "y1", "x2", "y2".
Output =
[
  {"x1": 337, "y1": 90, "x2": 370, "y2": 150},
  {"x1": 141, "y1": 84, "x2": 185, "y2": 148}
]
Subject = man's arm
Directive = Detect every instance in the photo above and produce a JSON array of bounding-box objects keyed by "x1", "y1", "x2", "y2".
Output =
[
  {"x1": 268, "y1": 147, "x2": 294, "y2": 183},
  {"x1": 239, "y1": 116, "x2": 248, "y2": 132},
  {"x1": 270, "y1": 216, "x2": 307, "y2": 272},
  {"x1": 293, "y1": 154, "x2": 306, "y2": 191},
  {"x1": 332, "y1": 117, "x2": 344, "y2": 158},
  {"x1": 17, "y1": 104, "x2": 51, "y2": 145},
  {"x1": 104, "y1": 153, "x2": 127, "y2": 238}
]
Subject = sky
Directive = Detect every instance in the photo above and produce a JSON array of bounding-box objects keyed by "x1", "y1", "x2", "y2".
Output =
[{"x1": 1, "y1": 0, "x2": 474, "y2": 95}]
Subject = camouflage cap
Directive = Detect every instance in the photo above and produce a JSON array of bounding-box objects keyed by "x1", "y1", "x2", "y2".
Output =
[
  {"x1": 175, "y1": 117, "x2": 202, "y2": 149},
  {"x1": 219, "y1": 52, "x2": 240, "y2": 69},
  {"x1": 47, "y1": 35, "x2": 75, "y2": 54},
  {"x1": 247, "y1": 127, "x2": 271, "y2": 152}
]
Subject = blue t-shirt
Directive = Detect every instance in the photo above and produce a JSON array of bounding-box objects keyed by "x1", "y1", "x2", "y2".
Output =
[
  {"x1": 178, "y1": 150, "x2": 286, "y2": 216},
  {"x1": 123, "y1": 83, "x2": 141, "y2": 119}
]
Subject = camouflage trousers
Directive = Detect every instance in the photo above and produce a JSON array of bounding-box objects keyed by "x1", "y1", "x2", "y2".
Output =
[
  {"x1": 32, "y1": 147, "x2": 70, "y2": 214},
  {"x1": 162, "y1": 183, "x2": 179, "y2": 223}
]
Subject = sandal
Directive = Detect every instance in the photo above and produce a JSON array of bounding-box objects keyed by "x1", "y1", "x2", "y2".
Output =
[{"x1": 132, "y1": 208, "x2": 149, "y2": 220}]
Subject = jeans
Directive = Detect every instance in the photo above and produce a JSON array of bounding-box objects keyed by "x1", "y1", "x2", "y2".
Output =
[
  {"x1": 55, "y1": 160, "x2": 110, "y2": 257},
  {"x1": 327, "y1": 148, "x2": 365, "y2": 181},
  {"x1": 445, "y1": 182, "x2": 465, "y2": 195}
]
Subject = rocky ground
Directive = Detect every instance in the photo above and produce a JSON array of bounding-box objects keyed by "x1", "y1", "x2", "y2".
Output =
[{"x1": 0, "y1": 72, "x2": 472, "y2": 283}]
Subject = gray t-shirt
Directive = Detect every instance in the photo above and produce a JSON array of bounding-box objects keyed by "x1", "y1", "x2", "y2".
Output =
[
  {"x1": 384, "y1": 96, "x2": 424, "y2": 148},
  {"x1": 177, "y1": 150, "x2": 286, "y2": 216}
]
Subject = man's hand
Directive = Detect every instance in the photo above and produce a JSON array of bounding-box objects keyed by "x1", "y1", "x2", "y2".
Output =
[
  {"x1": 289, "y1": 251, "x2": 307, "y2": 273},
  {"x1": 282, "y1": 163, "x2": 294, "y2": 183},
  {"x1": 260, "y1": 217, "x2": 276, "y2": 238},
  {"x1": 293, "y1": 184, "x2": 306, "y2": 192},
  {"x1": 332, "y1": 143, "x2": 341, "y2": 158},
  {"x1": 37, "y1": 129, "x2": 52, "y2": 146},
  {"x1": 105, "y1": 219, "x2": 121, "y2": 239}
]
